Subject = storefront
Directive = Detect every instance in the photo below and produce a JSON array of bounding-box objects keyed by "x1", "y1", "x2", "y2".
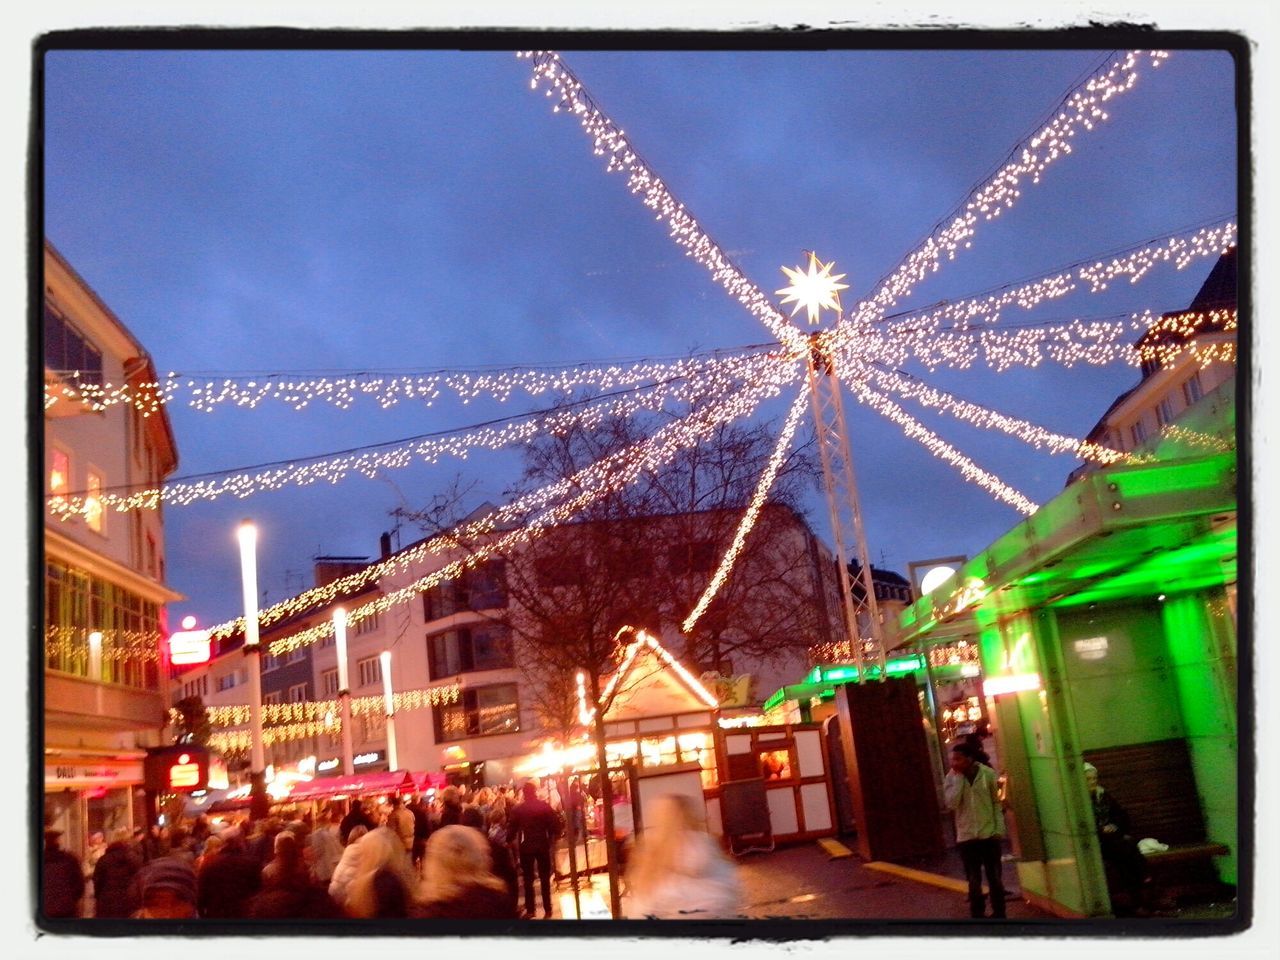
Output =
[{"x1": 43, "y1": 749, "x2": 148, "y2": 859}]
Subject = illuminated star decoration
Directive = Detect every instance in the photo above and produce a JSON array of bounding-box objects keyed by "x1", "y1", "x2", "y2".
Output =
[{"x1": 776, "y1": 252, "x2": 850, "y2": 326}]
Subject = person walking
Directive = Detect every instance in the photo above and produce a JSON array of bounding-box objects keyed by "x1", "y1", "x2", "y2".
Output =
[
  {"x1": 508, "y1": 781, "x2": 562, "y2": 919},
  {"x1": 943, "y1": 741, "x2": 1007, "y2": 919},
  {"x1": 624, "y1": 794, "x2": 741, "y2": 919},
  {"x1": 387, "y1": 794, "x2": 415, "y2": 857},
  {"x1": 42, "y1": 829, "x2": 85, "y2": 919},
  {"x1": 91, "y1": 829, "x2": 142, "y2": 918},
  {"x1": 418, "y1": 825, "x2": 518, "y2": 919}
]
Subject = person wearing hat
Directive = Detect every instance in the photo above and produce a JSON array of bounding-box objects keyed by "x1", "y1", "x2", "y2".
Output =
[
  {"x1": 92, "y1": 828, "x2": 142, "y2": 919},
  {"x1": 42, "y1": 828, "x2": 85, "y2": 919},
  {"x1": 1083, "y1": 761, "x2": 1151, "y2": 915},
  {"x1": 131, "y1": 856, "x2": 199, "y2": 919}
]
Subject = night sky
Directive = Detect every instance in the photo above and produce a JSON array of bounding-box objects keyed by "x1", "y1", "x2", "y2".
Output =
[{"x1": 40, "y1": 43, "x2": 1238, "y2": 627}]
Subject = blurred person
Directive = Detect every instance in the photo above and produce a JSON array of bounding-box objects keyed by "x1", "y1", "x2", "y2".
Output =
[
  {"x1": 339, "y1": 826, "x2": 421, "y2": 919},
  {"x1": 340, "y1": 799, "x2": 375, "y2": 846},
  {"x1": 261, "y1": 830, "x2": 311, "y2": 892},
  {"x1": 1084, "y1": 761, "x2": 1151, "y2": 915},
  {"x1": 624, "y1": 794, "x2": 741, "y2": 919},
  {"x1": 92, "y1": 828, "x2": 142, "y2": 919},
  {"x1": 84, "y1": 830, "x2": 108, "y2": 878},
  {"x1": 461, "y1": 805, "x2": 518, "y2": 902},
  {"x1": 418, "y1": 825, "x2": 518, "y2": 919},
  {"x1": 166, "y1": 825, "x2": 195, "y2": 865},
  {"x1": 387, "y1": 794, "x2": 415, "y2": 854},
  {"x1": 944, "y1": 741, "x2": 1006, "y2": 919},
  {"x1": 131, "y1": 856, "x2": 198, "y2": 919},
  {"x1": 246, "y1": 883, "x2": 341, "y2": 919},
  {"x1": 438, "y1": 785, "x2": 464, "y2": 828},
  {"x1": 328, "y1": 824, "x2": 369, "y2": 906},
  {"x1": 42, "y1": 829, "x2": 84, "y2": 919},
  {"x1": 308, "y1": 812, "x2": 344, "y2": 886},
  {"x1": 196, "y1": 833, "x2": 262, "y2": 919},
  {"x1": 509, "y1": 781, "x2": 563, "y2": 919},
  {"x1": 409, "y1": 795, "x2": 432, "y2": 871}
]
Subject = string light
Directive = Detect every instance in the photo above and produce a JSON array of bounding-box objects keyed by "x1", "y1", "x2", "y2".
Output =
[
  {"x1": 46, "y1": 352, "x2": 780, "y2": 522},
  {"x1": 582, "y1": 627, "x2": 719, "y2": 722},
  {"x1": 867, "y1": 365, "x2": 1130, "y2": 463},
  {"x1": 855, "y1": 50, "x2": 1170, "y2": 319},
  {"x1": 682, "y1": 384, "x2": 810, "y2": 633},
  {"x1": 849, "y1": 378, "x2": 1039, "y2": 516},
  {"x1": 44, "y1": 351, "x2": 767, "y2": 414},
  {"x1": 175, "y1": 682, "x2": 461, "y2": 729},
  {"x1": 519, "y1": 50, "x2": 808, "y2": 356},
  {"x1": 252, "y1": 368, "x2": 798, "y2": 654}
]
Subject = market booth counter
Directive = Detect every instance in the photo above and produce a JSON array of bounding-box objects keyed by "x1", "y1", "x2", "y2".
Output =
[{"x1": 896, "y1": 445, "x2": 1238, "y2": 917}]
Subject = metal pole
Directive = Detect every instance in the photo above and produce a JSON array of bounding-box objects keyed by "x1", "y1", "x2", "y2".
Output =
[
  {"x1": 380, "y1": 649, "x2": 398, "y2": 771},
  {"x1": 238, "y1": 520, "x2": 269, "y2": 821},
  {"x1": 333, "y1": 608, "x2": 355, "y2": 777}
]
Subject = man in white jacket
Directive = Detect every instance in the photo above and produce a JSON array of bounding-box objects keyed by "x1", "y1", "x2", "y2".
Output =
[{"x1": 943, "y1": 741, "x2": 1007, "y2": 919}]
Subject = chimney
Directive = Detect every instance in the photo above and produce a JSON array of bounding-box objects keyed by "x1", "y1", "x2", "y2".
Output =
[{"x1": 380, "y1": 531, "x2": 392, "y2": 560}]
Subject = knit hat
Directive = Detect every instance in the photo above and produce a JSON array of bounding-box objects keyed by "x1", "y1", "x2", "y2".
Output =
[{"x1": 137, "y1": 857, "x2": 198, "y2": 904}]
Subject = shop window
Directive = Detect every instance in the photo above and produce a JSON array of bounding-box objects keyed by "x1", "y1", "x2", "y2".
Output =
[
  {"x1": 759, "y1": 748, "x2": 793, "y2": 781},
  {"x1": 433, "y1": 683, "x2": 520, "y2": 741},
  {"x1": 427, "y1": 624, "x2": 513, "y2": 680}
]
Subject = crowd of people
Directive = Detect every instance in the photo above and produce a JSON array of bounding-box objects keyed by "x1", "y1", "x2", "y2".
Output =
[{"x1": 43, "y1": 778, "x2": 743, "y2": 922}]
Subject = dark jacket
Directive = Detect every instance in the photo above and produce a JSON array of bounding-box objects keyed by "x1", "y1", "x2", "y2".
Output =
[
  {"x1": 417, "y1": 882, "x2": 519, "y2": 919},
  {"x1": 509, "y1": 797, "x2": 562, "y2": 853},
  {"x1": 197, "y1": 852, "x2": 263, "y2": 919},
  {"x1": 43, "y1": 847, "x2": 85, "y2": 918},
  {"x1": 92, "y1": 842, "x2": 141, "y2": 918},
  {"x1": 340, "y1": 808, "x2": 376, "y2": 846},
  {"x1": 1091, "y1": 789, "x2": 1132, "y2": 836}
]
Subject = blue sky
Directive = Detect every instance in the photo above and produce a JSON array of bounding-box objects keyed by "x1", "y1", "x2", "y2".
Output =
[{"x1": 41, "y1": 44, "x2": 1238, "y2": 626}]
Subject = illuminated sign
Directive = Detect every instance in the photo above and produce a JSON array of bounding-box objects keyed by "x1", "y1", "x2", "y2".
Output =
[
  {"x1": 982, "y1": 673, "x2": 1042, "y2": 697},
  {"x1": 1073, "y1": 636, "x2": 1109, "y2": 661},
  {"x1": 354, "y1": 751, "x2": 382, "y2": 767},
  {"x1": 168, "y1": 628, "x2": 212, "y2": 665},
  {"x1": 318, "y1": 758, "x2": 340, "y2": 772},
  {"x1": 169, "y1": 754, "x2": 200, "y2": 788}
]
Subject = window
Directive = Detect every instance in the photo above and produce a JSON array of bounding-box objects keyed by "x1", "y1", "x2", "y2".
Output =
[
  {"x1": 262, "y1": 653, "x2": 281, "y2": 672},
  {"x1": 49, "y1": 450, "x2": 70, "y2": 510},
  {"x1": 264, "y1": 691, "x2": 282, "y2": 705},
  {"x1": 355, "y1": 611, "x2": 381, "y2": 636},
  {"x1": 44, "y1": 305, "x2": 104, "y2": 385},
  {"x1": 319, "y1": 632, "x2": 335, "y2": 648},
  {"x1": 1183, "y1": 372, "x2": 1203, "y2": 406},
  {"x1": 321, "y1": 668, "x2": 339, "y2": 696},
  {"x1": 360, "y1": 713, "x2": 386, "y2": 741},
  {"x1": 427, "y1": 624, "x2": 513, "y2": 680},
  {"x1": 288, "y1": 683, "x2": 308, "y2": 702},
  {"x1": 1156, "y1": 397, "x2": 1175, "y2": 428},
  {"x1": 433, "y1": 683, "x2": 520, "y2": 742},
  {"x1": 423, "y1": 561, "x2": 508, "y2": 619},
  {"x1": 286, "y1": 648, "x2": 306, "y2": 664},
  {"x1": 668, "y1": 541, "x2": 716, "y2": 576},
  {"x1": 356, "y1": 656, "x2": 382, "y2": 688},
  {"x1": 215, "y1": 673, "x2": 237, "y2": 692},
  {"x1": 1129, "y1": 418, "x2": 1148, "y2": 447},
  {"x1": 84, "y1": 470, "x2": 105, "y2": 533},
  {"x1": 181, "y1": 676, "x2": 208, "y2": 700}
]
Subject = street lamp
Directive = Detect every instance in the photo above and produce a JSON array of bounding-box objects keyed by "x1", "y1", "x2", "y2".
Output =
[
  {"x1": 238, "y1": 519, "x2": 269, "y2": 820},
  {"x1": 333, "y1": 607, "x2": 355, "y2": 776},
  {"x1": 380, "y1": 649, "x2": 398, "y2": 771},
  {"x1": 87, "y1": 630, "x2": 103, "y2": 682}
]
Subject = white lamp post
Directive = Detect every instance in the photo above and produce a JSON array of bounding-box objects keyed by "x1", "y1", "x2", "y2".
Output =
[
  {"x1": 87, "y1": 630, "x2": 103, "y2": 682},
  {"x1": 333, "y1": 608, "x2": 355, "y2": 776},
  {"x1": 380, "y1": 649, "x2": 398, "y2": 771},
  {"x1": 238, "y1": 519, "x2": 268, "y2": 819}
]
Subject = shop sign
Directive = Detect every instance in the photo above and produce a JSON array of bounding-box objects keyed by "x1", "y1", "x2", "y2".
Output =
[
  {"x1": 46, "y1": 761, "x2": 143, "y2": 788},
  {"x1": 354, "y1": 751, "x2": 383, "y2": 767},
  {"x1": 144, "y1": 745, "x2": 225, "y2": 792},
  {"x1": 168, "y1": 628, "x2": 212, "y2": 665}
]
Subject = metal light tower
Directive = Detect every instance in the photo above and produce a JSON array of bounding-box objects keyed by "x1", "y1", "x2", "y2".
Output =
[{"x1": 778, "y1": 253, "x2": 888, "y2": 680}]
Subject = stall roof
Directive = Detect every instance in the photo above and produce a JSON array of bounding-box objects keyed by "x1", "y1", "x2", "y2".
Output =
[
  {"x1": 288, "y1": 770, "x2": 414, "y2": 801},
  {"x1": 896, "y1": 447, "x2": 1237, "y2": 647}
]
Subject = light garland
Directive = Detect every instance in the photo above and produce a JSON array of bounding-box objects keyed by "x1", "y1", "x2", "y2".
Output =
[
  {"x1": 519, "y1": 50, "x2": 808, "y2": 356},
  {"x1": 855, "y1": 50, "x2": 1169, "y2": 321},
  {"x1": 581, "y1": 627, "x2": 719, "y2": 722},
  {"x1": 867, "y1": 365, "x2": 1130, "y2": 463},
  {"x1": 46, "y1": 351, "x2": 778, "y2": 522},
  {"x1": 682, "y1": 383, "x2": 810, "y2": 633},
  {"x1": 44, "y1": 626, "x2": 163, "y2": 660},
  {"x1": 174, "y1": 682, "x2": 461, "y2": 729},
  {"x1": 849, "y1": 377, "x2": 1039, "y2": 516},
  {"x1": 258, "y1": 368, "x2": 799, "y2": 654},
  {"x1": 44, "y1": 351, "x2": 766, "y2": 414}
]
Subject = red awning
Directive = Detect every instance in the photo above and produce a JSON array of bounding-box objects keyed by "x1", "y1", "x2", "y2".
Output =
[
  {"x1": 414, "y1": 771, "x2": 448, "y2": 792},
  {"x1": 288, "y1": 769, "x2": 414, "y2": 802}
]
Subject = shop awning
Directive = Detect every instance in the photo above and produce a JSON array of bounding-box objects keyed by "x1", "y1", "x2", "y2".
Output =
[{"x1": 288, "y1": 770, "x2": 414, "y2": 801}]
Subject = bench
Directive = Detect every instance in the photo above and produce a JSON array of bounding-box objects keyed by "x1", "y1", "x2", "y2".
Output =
[{"x1": 1083, "y1": 739, "x2": 1233, "y2": 908}]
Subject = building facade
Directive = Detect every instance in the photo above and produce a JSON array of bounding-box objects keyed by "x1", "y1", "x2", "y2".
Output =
[{"x1": 43, "y1": 242, "x2": 182, "y2": 859}]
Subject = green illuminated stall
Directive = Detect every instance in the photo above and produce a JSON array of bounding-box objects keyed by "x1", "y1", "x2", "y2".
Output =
[{"x1": 896, "y1": 436, "x2": 1238, "y2": 917}]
